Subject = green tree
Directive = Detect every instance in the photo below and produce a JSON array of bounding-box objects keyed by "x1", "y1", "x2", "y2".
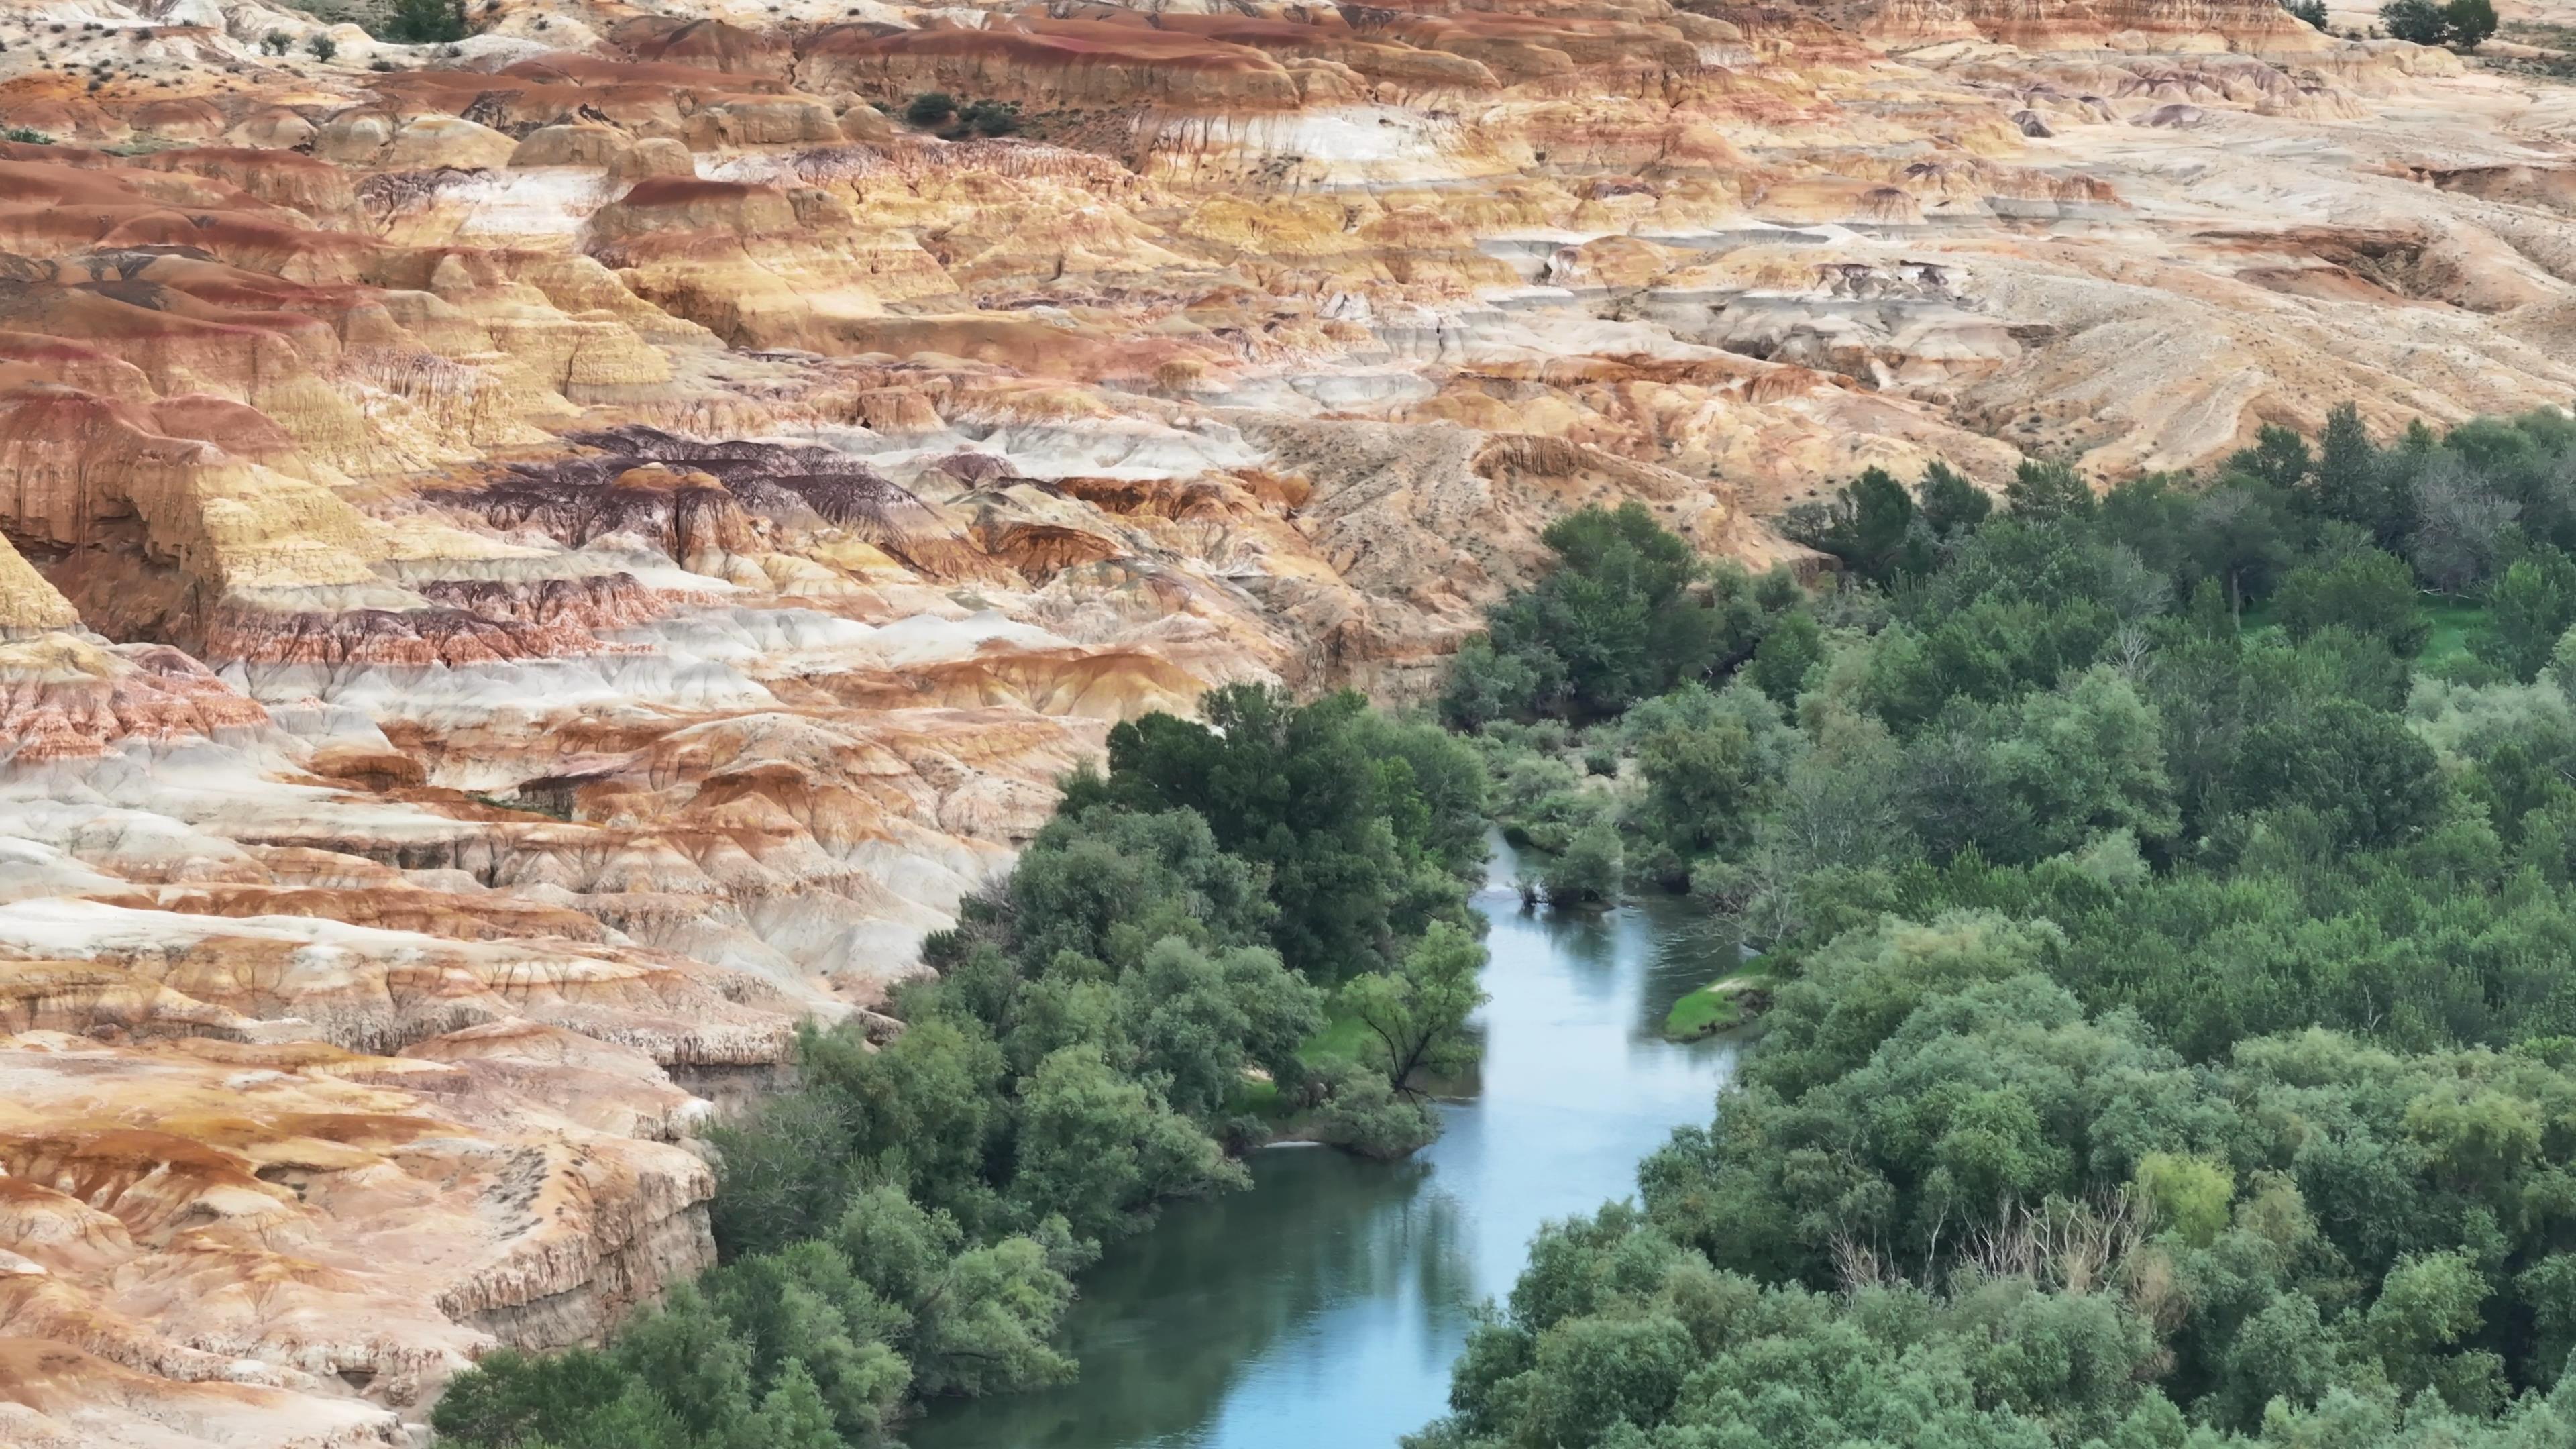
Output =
[
  {"x1": 1544, "y1": 817, "x2": 1623, "y2": 906},
  {"x1": 2273, "y1": 548, "x2": 2429, "y2": 656},
  {"x1": 1116, "y1": 936, "x2": 1322, "y2": 1120},
  {"x1": 2315, "y1": 402, "x2": 2388, "y2": 531},
  {"x1": 382, "y1": 0, "x2": 468, "y2": 42},
  {"x1": 1782, "y1": 467, "x2": 1927, "y2": 582},
  {"x1": 1524, "y1": 1313, "x2": 1694, "y2": 1446},
  {"x1": 2133, "y1": 1151, "x2": 2234, "y2": 1247},
  {"x1": 2480, "y1": 549, "x2": 2576, "y2": 681},
  {"x1": 2382, "y1": 0, "x2": 2448, "y2": 40},
  {"x1": 1308, "y1": 1057, "x2": 1440, "y2": 1157},
  {"x1": 1010, "y1": 1044, "x2": 1246, "y2": 1244},
  {"x1": 1440, "y1": 635, "x2": 1552, "y2": 729},
  {"x1": 2185, "y1": 482, "x2": 2300, "y2": 616},
  {"x1": 2005, "y1": 458, "x2": 2095, "y2": 522},
  {"x1": 2230, "y1": 423, "x2": 2314, "y2": 492},
  {"x1": 1088, "y1": 685, "x2": 1428, "y2": 976},
  {"x1": 2443, "y1": 0, "x2": 2498, "y2": 48},
  {"x1": 1992, "y1": 666, "x2": 2180, "y2": 857},
  {"x1": 1340, "y1": 920, "x2": 1487, "y2": 1092},
  {"x1": 1918, "y1": 460, "x2": 1994, "y2": 538},
  {"x1": 743, "y1": 1361, "x2": 841, "y2": 1449},
  {"x1": 1746, "y1": 609, "x2": 1825, "y2": 703},
  {"x1": 1444, "y1": 503, "x2": 1765, "y2": 723},
  {"x1": 2367, "y1": 1252, "x2": 2489, "y2": 1399},
  {"x1": 828, "y1": 1187, "x2": 1078, "y2": 1395},
  {"x1": 2233, "y1": 696, "x2": 2441, "y2": 849},
  {"x1": 606, "y1": 1286, "x2": 757, "y2": 1447},
  {"x1": 702, "y1": 1244, "x2": 910, "y2": 1440},
  {"x1": 1635, "y1": 696, "x2": 1768, "y2": 855}
]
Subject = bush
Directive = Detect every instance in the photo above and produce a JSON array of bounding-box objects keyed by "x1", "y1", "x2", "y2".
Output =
[
  {"x1": 904, "y1": 91, "x2": 955, "y2": 126},
  {"x1": 2381, "y1": 0, "x2": 2496, "y2": 49},
  {"x1": 382, "y1": 0, "x2": 469, "y2": 43},
  {"x1": 1307, "y1": 1059, "x2": 1438, "y2": 1159},
  {"x1": 1441, "y1": 503, "x2": 1788, "y2": 724},
  {"x1": 2283, "y1": 0, "x2": 2330, "y2": 27},
  {"x1": 2272, "y1": 547, "x2": 2430, "y2": 656},
  {"x1": 2444, "y1": 0, "x2": 2498, "y2": 47},
  {"x1": 0, "y1": 127, "x2": 52, "y2": 144},
  {"x1": 2380, "y1": 0, "x2": 2447, "y2": 40},
  {"x1": 957, "y1": 98, "x2": 1020, "y2": 136},
  {"x1": 304, "y1": 32, "x2": 337, "y2": 60},
  {"x1": 1543, "y1": 818, "x2": 1622, "y2": 906}
]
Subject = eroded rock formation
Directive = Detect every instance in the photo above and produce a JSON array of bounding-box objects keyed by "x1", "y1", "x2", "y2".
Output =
[{"x1": 0, "y1": 0, "x2": 2573, "y2": 1440}]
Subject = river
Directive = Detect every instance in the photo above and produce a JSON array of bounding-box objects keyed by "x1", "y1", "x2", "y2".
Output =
[{"x1": 909, "y1": 847, "x2": 1741, "y2": 1449}]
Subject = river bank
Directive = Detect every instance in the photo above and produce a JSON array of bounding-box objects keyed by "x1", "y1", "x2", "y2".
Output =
[{"x1": 906, "y1": 846, "x2": 1740, "y2": 1449}]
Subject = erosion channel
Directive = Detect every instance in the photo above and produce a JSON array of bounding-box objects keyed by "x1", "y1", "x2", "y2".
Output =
[{"x1": 911, "y1": 841, "x2": 1741, "y2": 1449}]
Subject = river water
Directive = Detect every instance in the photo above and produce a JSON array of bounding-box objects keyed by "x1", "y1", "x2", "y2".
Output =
[{"x1": 909, "y1": 849, "x2": 1741, "y2": 1449}]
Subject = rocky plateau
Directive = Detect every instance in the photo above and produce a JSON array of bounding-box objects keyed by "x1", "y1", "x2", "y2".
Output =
[{"x1": 0, "y1": 0, "x2": 2571, "y2": 1440}]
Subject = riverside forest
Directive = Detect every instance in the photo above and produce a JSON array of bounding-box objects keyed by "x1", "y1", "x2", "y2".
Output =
[{"x1": 423, "y1": 407, "x2": 2576, "y2": 1449}]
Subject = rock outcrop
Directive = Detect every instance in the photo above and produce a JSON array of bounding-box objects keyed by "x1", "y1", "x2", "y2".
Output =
[{"x1": 1, "y1": 0, "x2": 2573, "y2": 1441}]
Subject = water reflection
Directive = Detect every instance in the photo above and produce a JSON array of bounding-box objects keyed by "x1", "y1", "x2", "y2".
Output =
[{"x1": 910, "y1": 851, "x2": 1737, "y2": 1449}]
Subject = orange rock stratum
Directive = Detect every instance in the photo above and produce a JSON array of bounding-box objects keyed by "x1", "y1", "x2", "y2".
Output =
[{"x1": 0, "y1": 0, "x2": 2573, "y2": 1440}]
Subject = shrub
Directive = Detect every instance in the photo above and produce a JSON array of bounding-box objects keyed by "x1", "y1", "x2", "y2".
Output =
[
  {"x1": 304, "y1": 32, "x2": 337, "y2": 60},
  {"x1": 382, "y1": 0, "x2": 469, "y2": 44},
  {"x1": 957, "y1": 98, "x2": 1020, "y2": 136},
  {"x1": 2443, "y1": 0, "x2": 2498, "y2": 48},
  {"x1": 2379, "y1": 0, "x2": 2492, "y2": 46}
]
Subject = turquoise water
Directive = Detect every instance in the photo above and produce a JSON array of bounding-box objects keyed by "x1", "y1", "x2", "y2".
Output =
[{"x1": 908, "y1": 853, "x2": 1739, "y2": 1449}]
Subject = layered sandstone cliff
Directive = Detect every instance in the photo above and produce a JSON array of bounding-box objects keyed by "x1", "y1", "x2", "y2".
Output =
[{"x1": 0, "y1": 0, "x2": 2573, "y2": 1441}]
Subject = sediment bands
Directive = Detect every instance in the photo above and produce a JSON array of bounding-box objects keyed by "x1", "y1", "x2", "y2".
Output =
[{"x1": 0, "y1": 0, "x2": 2569, "y2": 1442}]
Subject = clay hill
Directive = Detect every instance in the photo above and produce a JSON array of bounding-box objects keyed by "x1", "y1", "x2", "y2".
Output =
[{"x1": 0, "y1": 0, "x2": 2571, "y2": 1440}]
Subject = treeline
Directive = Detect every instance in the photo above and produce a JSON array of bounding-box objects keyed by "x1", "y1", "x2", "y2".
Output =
[
  {"x1": 1419, "y1": 410, "x2": 2576, "y2": 1448},
  {"x1": 433, "y1": 686, "x2": 1488, "y2": 1449}
]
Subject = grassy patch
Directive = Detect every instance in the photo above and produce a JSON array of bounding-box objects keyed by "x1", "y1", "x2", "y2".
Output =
[
  {"x1": 2418, "y1": 598, "x2": 2495, "y2": 672},
  {"x1": 2237, "y1": 596, "x2": 2494, "y2": 672},
  {"x1": 1297, "y1": 1007, "x2": 1372, "y2": 1070},
  {"x1": 1663, "y1": 968, "x2": 1776, "y2": 1042},
  {"x1": 1664, "y1": 986, "x2": 1741, "y2": 1040},
  {"x1": 1223, "y1": 1073, "x2": 1287, "y2": 1122}
]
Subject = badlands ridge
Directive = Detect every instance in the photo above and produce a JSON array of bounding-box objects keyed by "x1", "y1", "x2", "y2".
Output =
[{"x1": 0, "y1": 0, "x2": 2571, "y2": 1440}]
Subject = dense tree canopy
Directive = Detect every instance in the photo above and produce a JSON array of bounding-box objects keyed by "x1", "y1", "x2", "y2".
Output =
[
  {"x1": 1444, "y1": 502, "x2": 1804, "y2": 726},
  {"x1": 438, "y1": 690, "x2": 1489, "y2": 1449},
  {"x1": 1432, "y1": 409, "x2": 2576, "y2": 1449}
]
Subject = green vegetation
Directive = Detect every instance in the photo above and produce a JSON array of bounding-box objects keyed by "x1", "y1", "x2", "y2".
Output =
[
  {"x1": 2282, "y1": 0, "x2": 2330, "y2": 29},
  {"x1": 1660, "y1": 968, "x2": 1772, "y2": 1041},
  {"x1": 304, "y1": 32, "x2": 337, "y2": 60},
  {"x1": 382, "y1": 0, "x2": 468, "y2": 43},
  {"x1": 435, "y1": 685, "x2": 1488, "y2": 1448},
  {"x1": 1442, "y1": 501, "x2": 1807, "y2": 727},
  {"x1": 0, "y1": 127, "x2": 53, "y2": 145},
  {"x1": 2382, "y1": 0, "x2": 2498, "y2": 49},
  {"x1": 900, "y1": 93, "x2": 1023, "y2": 138},
  {"x1": 1418, "y1": 407, "x2": 2576, "y2": 1449}
]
